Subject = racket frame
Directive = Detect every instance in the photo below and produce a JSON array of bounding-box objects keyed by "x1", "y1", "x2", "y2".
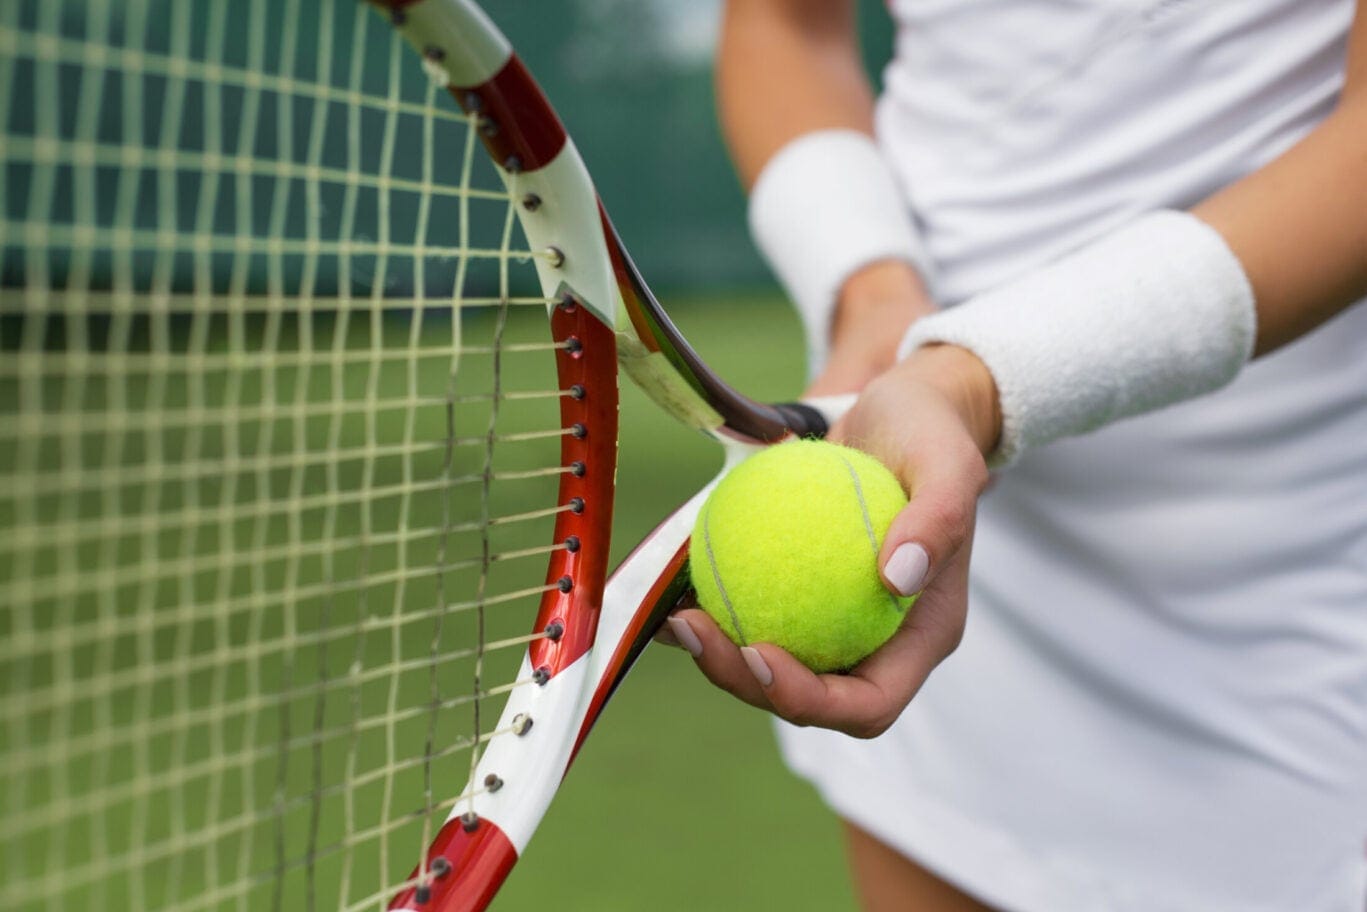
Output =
[{"x1": 377, "y1": 2, "x2": 836, "y2": 908}]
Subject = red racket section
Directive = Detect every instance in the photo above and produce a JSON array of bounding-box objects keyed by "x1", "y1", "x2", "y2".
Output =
[
  {"x1": 527, "y1": 298, "x2": 620, "y2": 676},
  {"x1": 382, "y1": 0, "x2": 568, "y2": 172},
  {"x1": 388, "y1": 815, "x2": 518, "y2": 911},
  {"x1": 572, "y1": 537, "x2": 690, "y2": 761},
  {"x1": 451, "y1": 55, "x2": 568, "y2": 173},
  {"x1": 389, "y1": 300, "x2": 618, "y2": 910}
]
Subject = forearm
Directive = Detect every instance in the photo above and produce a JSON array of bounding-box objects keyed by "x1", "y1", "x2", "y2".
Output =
[
  {"x1": 718, "y1": 0, "x2": 874, "y2": 188},
  {"x1": 1194, "y1": 96, "x2": 1367, "y2": 358}
]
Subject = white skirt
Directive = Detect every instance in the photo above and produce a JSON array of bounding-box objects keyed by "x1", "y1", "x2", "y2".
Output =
[{"x1": 778, "y1": 303, "x2": 1367, "y2": 912}]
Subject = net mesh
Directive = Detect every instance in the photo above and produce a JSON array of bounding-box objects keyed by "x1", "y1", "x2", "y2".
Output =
[{"x1": 0, "y1": 1, "x2": 568, "y2": 909}]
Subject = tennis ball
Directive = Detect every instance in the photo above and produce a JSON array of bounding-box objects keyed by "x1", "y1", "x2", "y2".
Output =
[{"x1": 689, "y1": 439, "x2": 914, "y2": 673}]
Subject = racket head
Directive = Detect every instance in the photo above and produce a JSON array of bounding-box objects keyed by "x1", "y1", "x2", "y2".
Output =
[
  {"x1": 378, "y1": 3, "x2": 845, "y2": 908},
  {"x1": 0, "y1": 1, "x2": 571, "y2": 908},
  {"x1": 0, "y1": 1, "x2": 845, "y2": 909}
]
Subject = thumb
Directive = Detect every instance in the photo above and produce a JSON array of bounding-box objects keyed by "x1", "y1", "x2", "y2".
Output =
[{"x1": 878, "y1": 447, "x2": 986, "y2": 597}]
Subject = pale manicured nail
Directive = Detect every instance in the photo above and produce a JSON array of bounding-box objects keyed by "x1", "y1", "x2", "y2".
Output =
[
  {"x1": 667, "y1": 615, "x2": 703, "y2": 658},
  {"x1": 654, "y1": 622, "x2": 681, "y2": 649},
  {"x1": 884, "y1": 543, "x2": 930, "y2": 596},
  {"x1": 740, "y1": 646, "x2": 773, "y2": 688}
]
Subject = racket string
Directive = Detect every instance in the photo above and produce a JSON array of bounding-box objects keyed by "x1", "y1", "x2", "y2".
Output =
[
  {"x1": 0, "y1": 572, "x2": 576, "y2": 739},
  {"x1": 1, "y1": 0, "x2": 574, "y2": 908},
  {"x1": 0, "y1": 440, "x2": 583, "y2": 541},
  {"x1": 0, "y1": 402, "x2": 580, "y2": 497},
  {"x1": 0, "y1": 530, "x2": 582, "y2": 680},
  {"x1": 3, "y1": 222, "x2": 545, "y2": 264},
  {"x1": 4, "y1": 624, "x2": 560, "y2": 836},
  {"x1": 1, "y1": 289, "x2": 558, "y2": 311}
]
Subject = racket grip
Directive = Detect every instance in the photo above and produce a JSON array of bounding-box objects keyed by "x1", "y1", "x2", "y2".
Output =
[{"x1": 776, "y1": 394, "x2": 856, "y2": 439}]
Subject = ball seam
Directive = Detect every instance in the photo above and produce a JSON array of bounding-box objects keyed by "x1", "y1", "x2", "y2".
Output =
[
  {"x1": 836, "y1": 453, "x2": 904, "y2": 615},
  {"x1": 701, "y1": 502, "x2": 749, "y2": 645}
]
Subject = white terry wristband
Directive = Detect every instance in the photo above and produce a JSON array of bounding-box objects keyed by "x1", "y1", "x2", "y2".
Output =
[
  {"x1": 897, "y1": 210, "x2": 1256, "y2": 466},
  {"x1": 748, "y1": 130, "x2": 931, "y2": 373}
]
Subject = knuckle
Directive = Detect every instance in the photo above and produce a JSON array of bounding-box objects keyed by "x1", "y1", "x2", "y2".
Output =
[
  {"x1": 840, "y1": 697, "x2": 899, "y2": 739},
  {"x1": 942, "y1": 618, "x2": 966, "y2": 656},
  {"x1": 699, "y1": 663, "x2": 749, "y2": 699},
  {"x1": 914, "y1": 614, "x2": 964, "y2": 662},
  {"x1": 846, "y1": 714, "x2": 893, "y2": 740},
  {"x1": 719, "y1": 678, "x2": 750, "y2": 700},
  {"x1": 770, "y1": 695, "x2": 817, "y2": 729},
  {"x1": 923, "y1": 493, "x2": 971, "y2": 546},
  {"x1": 962, "y1": 450, "x2": 990, "y2": 493}
]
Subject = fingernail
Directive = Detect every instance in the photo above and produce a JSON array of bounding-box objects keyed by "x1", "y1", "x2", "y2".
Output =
[
  {"x1": 884, "y1": 543, "x2": 929, "y2": 596},
  {"x1": 740, "y1": 646, "x2": 773, "y2": 687},
  {"x1": 667, "y1": 615, "x2": 703, "y2": 658},
  {"x1": 654, "y1": 623, "x2": 681, "y2": 648}
]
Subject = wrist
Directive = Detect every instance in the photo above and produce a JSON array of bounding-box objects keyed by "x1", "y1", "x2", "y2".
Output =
[
  {"x1": 831, "y1": 260, "x2": 935, "y2": 362},
  {"x1": 900, "y1": 344, "x2": 1002, "y2": 457},
  {"x1": 896, "y1": 210, "x2": 1255, "y2": 466}
]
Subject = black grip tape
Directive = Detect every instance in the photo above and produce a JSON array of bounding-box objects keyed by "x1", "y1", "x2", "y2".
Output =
[{"x1": 772, "y1": 401, "x2": 831, "y2": 440}]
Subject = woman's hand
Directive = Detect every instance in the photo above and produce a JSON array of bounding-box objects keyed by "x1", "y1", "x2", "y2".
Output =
[
  {"x1": 665, "y1": 344, "x2": 1000, "y2": 738},
  {"x1": 805, "y1": 260, "x2": 936, "y2": 397}
]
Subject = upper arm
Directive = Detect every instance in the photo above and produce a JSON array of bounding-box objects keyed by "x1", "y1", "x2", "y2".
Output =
[{"x1": 717, "y1": 0, "x2": 868, "y2": 187}]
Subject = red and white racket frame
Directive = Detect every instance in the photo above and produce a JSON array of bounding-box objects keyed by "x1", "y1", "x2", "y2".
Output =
[{"x1": 375, "y1": 3, "x2": 847, "y2": 908}]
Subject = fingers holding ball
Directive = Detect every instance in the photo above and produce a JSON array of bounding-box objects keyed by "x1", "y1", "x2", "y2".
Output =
[{"x1": 688, "y1": 440, "x2": 914, "y2": 674}]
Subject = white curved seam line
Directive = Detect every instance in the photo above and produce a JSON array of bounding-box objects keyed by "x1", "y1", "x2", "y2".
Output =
[
  {"x1": 837, "y1": 454, "x2": 903, "y2": 613},
  {"x1": 702, "y1": 505, "x2": 748, "y2": 645}
]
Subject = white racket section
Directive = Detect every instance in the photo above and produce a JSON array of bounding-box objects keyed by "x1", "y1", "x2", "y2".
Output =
[
  {"x1": 447, "y1": 482, "x2": 710, "y2": 854},
  {"x1": 392, "y1": 0, "x2": 624, "y2": 330},
  {"x1": 393, "y1": 0, "x2": 509, "y2": 87}
]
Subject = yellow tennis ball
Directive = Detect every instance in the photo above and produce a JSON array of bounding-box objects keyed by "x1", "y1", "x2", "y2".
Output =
[{"x1": 689, "y1": 439, "x2": 914, "y2": 673}]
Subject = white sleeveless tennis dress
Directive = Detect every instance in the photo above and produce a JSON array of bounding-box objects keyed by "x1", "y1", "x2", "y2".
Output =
[{"x1": 774, "y1": 2, "x2": 1367, "y2": 909}]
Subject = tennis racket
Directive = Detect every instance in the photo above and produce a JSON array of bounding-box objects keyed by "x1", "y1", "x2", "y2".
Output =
[{"x1": 0, "y1": 1, "x2": 848, "y2": 910}]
